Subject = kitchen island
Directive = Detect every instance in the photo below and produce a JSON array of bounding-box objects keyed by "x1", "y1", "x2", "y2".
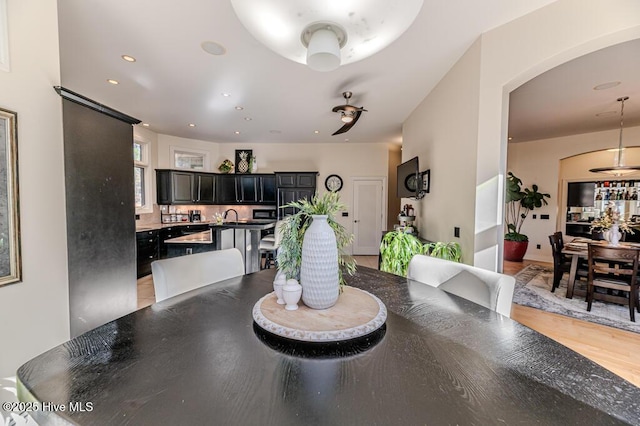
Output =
[
  {"x1": 138, "y1": 220, "x2": 275, "y2": 274},
  {"x1": 211, "y1": 220, "x2": 275, "y2": 274},
  {"x1": 164, "y1": 230, "x2": 215, "y2": 258}
]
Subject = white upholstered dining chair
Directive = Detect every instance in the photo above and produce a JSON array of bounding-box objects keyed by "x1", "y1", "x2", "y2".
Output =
[
  {"x1": 407, "y1": 255, "x2": 516, "y2": 318},
  {"x1": 151, "y1": 248, "x2": 245, "y2": 302}
]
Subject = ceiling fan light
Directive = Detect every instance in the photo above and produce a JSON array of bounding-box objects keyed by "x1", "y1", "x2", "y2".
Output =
[
  {"x1": 306, "y1": 28, "x2": 341, "y2": 72},
  {"x1": 341, "y1": 112, "x2": 354, "y2": 123}
]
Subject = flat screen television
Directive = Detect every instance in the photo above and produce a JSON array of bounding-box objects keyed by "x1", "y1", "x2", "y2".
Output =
[
  {"x1": 397, "y1": 156, "x2": 420, "y2": 198},
  {"x1": 397, "y1": 156, "x2": 430, "y2": 199}
]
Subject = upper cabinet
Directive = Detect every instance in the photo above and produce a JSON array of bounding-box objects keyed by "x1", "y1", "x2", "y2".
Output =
[
  {"x1": 157, "y1": 170, "x2": 196, "y2": 205},
  {"x1": 157, "y1": 169, "x2": 277, "y2": 205},
  {"x1": 217, "y1": 173, "x2": 277, "y2": 204},
  {"x1": 275, "y1": 172, "x2": 318, "y2": 219}
]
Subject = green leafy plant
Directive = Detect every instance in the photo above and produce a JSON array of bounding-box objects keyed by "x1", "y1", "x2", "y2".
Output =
[
  {"x1": 277, "y1": 191, "x2": 356, "y2": 285},
  {"x1": 379, "y1": 231, "x2": 426, "y2": 277},
  {"x1": 425, "y1": 241, "x2": 462, "y2": 262},
  {"x1": 380, "y1": 230, "x2": 463, "y2": 277},
  {"x1": 505, "y1": 172, "x2": 550, "y2": 242}
]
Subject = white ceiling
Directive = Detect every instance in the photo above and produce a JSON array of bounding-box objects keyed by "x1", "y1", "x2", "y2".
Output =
[
  {"x1": 509, "y1": 38, "x2": 640, "y2": 143},
  {"x1": 57, "y1": 0, "x2": 558, "y2": 145}
]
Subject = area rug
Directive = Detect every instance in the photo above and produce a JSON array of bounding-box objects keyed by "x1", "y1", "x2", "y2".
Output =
[{"x1": 513, "y1": 264, "x2": 640, "y2": 334}]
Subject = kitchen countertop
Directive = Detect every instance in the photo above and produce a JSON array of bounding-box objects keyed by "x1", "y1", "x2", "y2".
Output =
[
  {"x1": 136, "y1": 219, "x2": 275, "y2": 232},
  {"x1": 163, "y1": 230, "x2": 213, "y2": 244}
]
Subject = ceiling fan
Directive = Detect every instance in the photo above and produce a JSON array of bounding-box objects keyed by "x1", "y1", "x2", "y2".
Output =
[{"x1": 331, "y1": 91, "x2": 367, "y2": 135}]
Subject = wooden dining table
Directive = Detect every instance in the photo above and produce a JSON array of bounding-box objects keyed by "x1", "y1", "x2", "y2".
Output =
[
  {"x1": 562, "y1": 238, "x2": 640, "y2": 299},
  {"x1": 16, "y1": 267, "x2": 640, "y2": 425}
]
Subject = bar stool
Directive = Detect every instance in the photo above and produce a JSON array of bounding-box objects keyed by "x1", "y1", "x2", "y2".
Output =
[{"x1": 260, "y1": 220, "x2": 283, "y2": 269}]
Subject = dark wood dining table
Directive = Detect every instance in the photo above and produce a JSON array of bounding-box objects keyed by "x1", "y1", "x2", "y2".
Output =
[
  {"x1": 562, "y1": 238, "x2": 640, "y2": 299},
  {"x1": 17, "y1": 267, "x2": 640, "y2": 425}
]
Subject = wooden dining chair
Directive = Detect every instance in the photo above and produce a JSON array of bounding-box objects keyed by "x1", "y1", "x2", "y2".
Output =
[
  {"x1": 548, "y1": 232, "x2": 587, "y2": 292},
  {"x1": 587, "y1": 244, "x2": 640, "y2": 322}
]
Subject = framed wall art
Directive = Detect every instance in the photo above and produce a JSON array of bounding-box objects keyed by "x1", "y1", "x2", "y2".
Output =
[
  {"x1": 235, "y1": 149, "x2": 253, "y2": 174},
  {"x1": 0, "y1": 107, "x2": 20, "y2": 286}
]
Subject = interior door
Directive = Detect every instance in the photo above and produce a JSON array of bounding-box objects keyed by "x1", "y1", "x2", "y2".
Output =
[{"x1": 353, "y1": 178, "x2": 385, "y2": 255}]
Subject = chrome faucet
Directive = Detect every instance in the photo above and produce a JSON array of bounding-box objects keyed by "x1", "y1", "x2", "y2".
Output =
[{"x1": 223, "y1": 208, "x2": 239, "y2": 222}]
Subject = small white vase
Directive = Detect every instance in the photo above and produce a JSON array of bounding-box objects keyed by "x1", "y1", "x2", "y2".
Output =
[
  {"x1": 282, "y1": 279, "x2": 302, "y2": 311},
  {"x1": 300, "y1": 215, "x2": 339, "y2": 309},
  {"x1": 608, "y1": 223, "x2": 621, "y2": 246},
  {"x1": 273, "y1": 272, "x2": 286, "y2": 305}
]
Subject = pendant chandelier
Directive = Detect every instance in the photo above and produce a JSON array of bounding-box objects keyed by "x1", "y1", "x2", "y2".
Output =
[{"x1": 590, "y1": 96, "x2": 640, "y2": 177}]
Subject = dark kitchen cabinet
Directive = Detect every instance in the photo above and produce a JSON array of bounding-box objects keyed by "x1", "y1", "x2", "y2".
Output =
[
  {"x1": 195, "y1": 173, "x2": 216, "y2": 203},
  {"x1": 159, "y1": 226, "x2": 183, "y2": 258},
  {"x1": 157, "y1": 170, "x2": 217, "y2": 205},
  {"x1": 261, "y1": 175, "x2": 276, "y2": 203},
  {"x1": 136, "y1": 229, "x2": 159, "y2": 278},
  {"x1": 157, "y1": 170, "x2": 195, "y2": 204},
  {"x1": 275, "y1": 172, "x2": 317, "y2": 219},
  {"x1": 238, "y1": 175, "x2": 259, "y2": 203},
  {"x1": 276, "y1": 172, "x2": 317, "y2": 188},
  {"x1": 217, "y1": 174, "x2": 277, "y2": 205},
  {"x1": 217, "y1": 174, "x2": 240, "y2": 204}
]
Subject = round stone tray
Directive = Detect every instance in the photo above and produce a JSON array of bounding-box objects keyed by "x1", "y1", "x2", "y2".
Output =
[{"x1": 252, "y1": 286, "x2": 387, "y2": 342}]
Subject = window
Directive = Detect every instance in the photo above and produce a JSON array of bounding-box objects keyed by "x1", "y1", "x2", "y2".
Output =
[
  {"x1": 170, "y1": 146, "x2": 210, "y2": 171},
  {"x1": 134, "y1": 140, "x2": 152, "y2": 213}
]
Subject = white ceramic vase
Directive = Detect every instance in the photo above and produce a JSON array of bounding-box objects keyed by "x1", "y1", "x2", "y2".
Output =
[
  {"x1": 282, "y1": 279, "x2": 302, "y2": 311},
  {"x1": 606, "y1": 223, "x2": 621, "y2": 246},
  {"x1": 273, "y1": 269, "x2": 286, "y2": 305},
  {"x1": 300, "y1": 215, "x2": 339, "y2": 309}
]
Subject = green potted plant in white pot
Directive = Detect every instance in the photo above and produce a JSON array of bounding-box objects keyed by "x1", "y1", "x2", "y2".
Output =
[
  {"x1": 504, "y1": 172, "x2": 550, "y2": 262},
  {"x1": 276, "y1": 191, "x2": 356, "y2": 309}
]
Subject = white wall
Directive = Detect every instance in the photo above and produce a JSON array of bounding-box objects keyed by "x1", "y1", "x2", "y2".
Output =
[
  {"x1": 0, "y1": 0, "x2": 68, "y2": 377},
  {"x1": 403, "y1": 0, "x2": 640, "y2": 271},
  {"x1": 403, "y1": 38, "x2": 481, "y2": 265},
  {"x1": 507, "y1": 125, "x2": 640, "y2": 262}
]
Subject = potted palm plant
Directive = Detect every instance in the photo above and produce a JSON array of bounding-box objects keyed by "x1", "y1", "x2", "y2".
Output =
[{"x1": 504, "y1": 172, "x2": 550, "y2": 261}]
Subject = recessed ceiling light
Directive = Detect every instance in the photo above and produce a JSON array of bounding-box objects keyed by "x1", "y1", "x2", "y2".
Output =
[
  {"x1": 188, "y1": 123, "x2": 196, "y2": 127},
  {"x1": 201, "y1": 41, "x2": 227, "y2": 56},
  {"x1": 234, "y1": 131, "x2": 241, "y2": 134},
  {"x1": 121, "y1": 55, "x2": 136, "y2": 62},
  {"x1": 142, "y1": 123, "x2": 150, "y2": 127},
  {"x1": 508, "y1": 137, "x2": 513, "y2": 141},
  {"x1": 244, "y1": 117, "x2": 252, "y2": 121},
  {"x1": 222, "y1": 93, "x2": 231, "y2": 97},
  {"x1": 593, "y1": 81, "x2": 621, "y2": 90},
  {"x1": 596, "y1": 110, "x2": 618, "y2": 117},
  {"x1": 314, "y1": 130, "x2": 319, "y2": 134},
  {"x1": 107, "y1": 79, "x2": 119, "y2": 85},
  {"x1": 344, "y1": 138, "x2": 349, "y2": 142},
  {"x1": 235, "y1": 106, "x2": 244, "y2": 110}
]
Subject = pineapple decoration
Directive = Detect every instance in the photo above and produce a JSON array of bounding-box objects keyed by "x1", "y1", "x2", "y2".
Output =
[{"x1": 237, "y1": 151, "x2": 250, "y2": 173}]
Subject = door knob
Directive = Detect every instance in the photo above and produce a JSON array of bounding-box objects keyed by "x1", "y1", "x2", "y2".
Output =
[{"x1": 354, "y1": 220, "x2": 359, "y2": 223}]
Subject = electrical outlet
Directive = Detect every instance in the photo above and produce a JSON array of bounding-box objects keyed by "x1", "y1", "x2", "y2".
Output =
[
  {"x1": 342, "y1": 212, "x2": 348, "y2": 217},
  {"x1": 454, "y1": 227, "x2": 460, "y2": 238},
  {"x1": 532, "y1": 214, "x2": 537, "y2": 219},
  {"x1": 541, "y1": 214, "x2": 550, "y2": 220},
  {"x1": 536, "y1": 244, "x2": 541, "y2": 249}
]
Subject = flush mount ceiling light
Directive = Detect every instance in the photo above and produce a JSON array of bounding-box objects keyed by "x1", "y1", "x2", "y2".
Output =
[
  {"x1": 230, "y1": 0, "x2": 424, "y2": 71},
  {"x1": 590, "y1": 96, "x2": 640, "y2": 176}
]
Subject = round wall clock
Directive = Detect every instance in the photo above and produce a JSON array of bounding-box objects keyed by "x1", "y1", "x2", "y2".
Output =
[{"x1": 325, "y1": 174, "x2": 343, "y2": 192}]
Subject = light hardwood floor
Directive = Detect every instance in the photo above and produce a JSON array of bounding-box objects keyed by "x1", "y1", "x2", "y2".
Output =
[{"x1": 138, "y1": 256, "x2": 640, "y2": 388}]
